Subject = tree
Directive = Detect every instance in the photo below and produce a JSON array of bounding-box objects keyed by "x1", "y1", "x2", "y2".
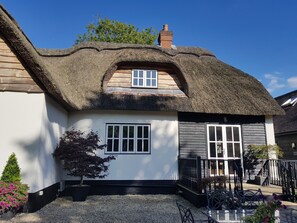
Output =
[
  {"x1": 53, "y1": 129, "x2": 115, "y2": 186},
  {"x1": 75, "y1": 17, "x2": 158, "y2": 45},
  {"x1": 1, "y1": 153, "x2": 21, "y2": 183},
  {"x1": 248, "y1": 144, "x2": 283, "y2": 159}
]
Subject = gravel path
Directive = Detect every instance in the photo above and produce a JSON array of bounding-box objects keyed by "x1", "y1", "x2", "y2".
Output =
[{"x1": 1, "y1": 195, "x2": 206, "y2": 223}]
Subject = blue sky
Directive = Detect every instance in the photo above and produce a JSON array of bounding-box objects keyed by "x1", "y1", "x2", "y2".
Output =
[{"x1": 1, "y1": 0, "x2": 297, "y2": 97}]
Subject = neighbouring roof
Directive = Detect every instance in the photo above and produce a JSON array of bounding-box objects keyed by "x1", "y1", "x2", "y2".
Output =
[
  {"x1": 0, "y1": 4, "x2": 284, "y2": 116},
  {"x1": 274, "y1": 90, "x2": 297, "y2": 134}
]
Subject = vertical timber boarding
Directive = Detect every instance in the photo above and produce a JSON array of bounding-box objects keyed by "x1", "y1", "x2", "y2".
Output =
[
  {"x1": 241, "y1": 123, "x2": 267, "y2": 181},
  {"x1": 178, "y1": 113, "x2": 267, "y2": 183}
]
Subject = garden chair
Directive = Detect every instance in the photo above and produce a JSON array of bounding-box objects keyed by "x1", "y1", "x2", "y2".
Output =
[
  {"x1": 176, "y1": 201, "x2": 209, "y2": 223},
  {"x1": 234, "y1": 189, "x2": 265, "y2": 211},
  {"x1": 206, "y1": 189, "x2": 239, "y2": 210}
]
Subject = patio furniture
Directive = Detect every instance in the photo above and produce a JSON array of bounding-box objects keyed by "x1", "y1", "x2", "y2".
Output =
[
  {"x1": 176, "y1": 201, "x2": 208, "y2": 223},
  {"x1": 234, "y1": 189, "x2": 264, "y2": 210},
  {"x1": 204, "y1": 207, "x2": 297, "y2": 223},
  {"x1": 203, "y1": 209, "x2": 246, "y2": 223},
  {"x1": 207, "y1": 189, "x2": 239, "y2": 210}
]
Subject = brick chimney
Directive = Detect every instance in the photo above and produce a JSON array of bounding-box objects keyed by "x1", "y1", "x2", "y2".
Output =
[{"x1": 158, "y1": 24, "x2": 173, "y2": 49}]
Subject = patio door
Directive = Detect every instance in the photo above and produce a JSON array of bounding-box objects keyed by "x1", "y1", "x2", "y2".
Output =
[{"x1": 207, "y1": 125, "x2": 242, "y2": 176}]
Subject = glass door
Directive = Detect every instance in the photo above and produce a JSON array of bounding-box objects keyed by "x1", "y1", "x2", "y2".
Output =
[{"x1": 207, "y1": 125, "x2": 242, "y2": 176}]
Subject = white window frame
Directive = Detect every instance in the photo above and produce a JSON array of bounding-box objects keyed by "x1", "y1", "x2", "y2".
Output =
[
  {"x1": 106, "y1": 124, "x2": 151, "y2": 154},
  {"x1": 207, "y1": 124, "x2": 243, "y2": 176},
  {"x1": 132, "y1": 69, "x2": 158, "y2": 88}
]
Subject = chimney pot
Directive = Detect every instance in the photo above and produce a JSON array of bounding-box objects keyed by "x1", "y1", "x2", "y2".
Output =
[
  {"x1": 158, "y1": 24, "x2": 173, "y2": 49},
  {"x1": 163, "y1": 24, "x2": 168, "y2": 31}
]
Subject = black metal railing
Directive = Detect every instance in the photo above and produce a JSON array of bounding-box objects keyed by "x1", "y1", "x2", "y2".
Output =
[
  {"x1": 178, "y1": 156, "x2": 242, "y2": 193},
  {"x1": 256, "y1": 159, "x2": 297, "y2": 187}
]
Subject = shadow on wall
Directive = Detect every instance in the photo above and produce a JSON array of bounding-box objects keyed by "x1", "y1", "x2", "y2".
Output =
[{"x1": 15, "y1": 96, "x2": 66, "y2": 194}]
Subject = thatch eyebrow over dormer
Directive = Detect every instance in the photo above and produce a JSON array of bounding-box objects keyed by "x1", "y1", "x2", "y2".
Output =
[{"x1": 0, "y1": 4, "x2": 284, "y2": 116}]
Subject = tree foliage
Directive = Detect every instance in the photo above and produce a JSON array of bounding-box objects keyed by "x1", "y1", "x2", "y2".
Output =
[
  {"x1": 75, "y1": 17, "x2": 158, "y2": 45},
  {"x1": 53, "y1": 129, "x2": 115, "y2": 186},
  {"x1": 248, "y1": 144, "x2": 283, "y2": 159},
  {"x1": 1, "y1": 153, "x2": 21, "y2": 183}
]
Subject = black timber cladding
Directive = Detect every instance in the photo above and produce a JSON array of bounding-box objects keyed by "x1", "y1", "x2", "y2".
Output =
[{"x1": 178, "y1": 112, "x2": 266, "y2": 158}]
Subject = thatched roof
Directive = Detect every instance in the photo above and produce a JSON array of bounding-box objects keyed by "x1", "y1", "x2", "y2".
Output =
[
  {"x1": 0, "y1": 4, "x2": 284, "y2": 116},
  {"x1": 274, "y1": 90, "x2": 297, "y2": 134}
]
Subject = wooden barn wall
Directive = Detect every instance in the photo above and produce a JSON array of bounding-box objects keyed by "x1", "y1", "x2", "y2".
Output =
[
  {"x1": 241, "y1": 123, "x2": 267, "y2": 151},
  {"x1": 178, "y1": 112, "x2": 266, "y2": 159},
  {"x1": 0, "y1": 35, "x2": 43, "y2": 93}
]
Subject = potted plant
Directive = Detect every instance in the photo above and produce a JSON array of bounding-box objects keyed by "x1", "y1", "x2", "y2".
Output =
[
  {"x1": 244, "y1": 193, "x2": 286, "y2": 223},
  {"x1": 53, "y1": 129, "x2": 115, "y2": 201},
  {"x1": 0, "y1": 153, "x2": 29, "y2": 219}
]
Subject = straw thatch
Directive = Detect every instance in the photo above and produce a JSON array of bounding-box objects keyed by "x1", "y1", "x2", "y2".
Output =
[{"x1": 0, "y1": 4, "x2": 284, "y2": 116}]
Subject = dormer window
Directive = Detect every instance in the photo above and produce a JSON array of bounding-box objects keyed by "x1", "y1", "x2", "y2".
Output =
[{"x1": 132, "y1": 69, "x2": 158, "y2": 88}]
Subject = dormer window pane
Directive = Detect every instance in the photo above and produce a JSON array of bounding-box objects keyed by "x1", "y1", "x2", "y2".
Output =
[
  {"x1": 152, "y1": 71, "x2": 156, "y2": 78},
  {"x1": 152, "y1": 80, "x2": 156, "y2": 86},
  {"x1": 132, "y1": 69, "x2": 158, "y2": 88}
]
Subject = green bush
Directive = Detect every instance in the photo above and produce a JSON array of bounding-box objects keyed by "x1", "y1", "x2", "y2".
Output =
[{"x1": 1, "y1": 153, "x2": 21, "y2": 183}]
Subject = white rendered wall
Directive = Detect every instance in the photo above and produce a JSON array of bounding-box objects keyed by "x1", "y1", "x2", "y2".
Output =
[
  {"x1": 68, "y1": 111, "x2": 179, "y2": 181},
  {"x1": 265, "y1": 115, "x2": 276, "y2": 145},
  {"x1": 0, "y1": 92, "x2": 67, "y2": 192}
]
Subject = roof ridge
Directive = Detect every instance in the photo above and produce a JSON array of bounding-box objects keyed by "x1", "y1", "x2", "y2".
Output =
[{"x1": 37, "y1": 42, "x2": 216, "y2": 58}]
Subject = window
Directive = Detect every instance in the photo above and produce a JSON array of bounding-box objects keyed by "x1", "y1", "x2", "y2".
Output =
[
  {"x1": 106, "y1": 124, "x2": 150, "y2": 154},
  {"x1": 132, "y1": 69, "x2": 158, "y2": 88},
  {"x1": 207, "y1": 125, "x2": 242, "y2": 176}
]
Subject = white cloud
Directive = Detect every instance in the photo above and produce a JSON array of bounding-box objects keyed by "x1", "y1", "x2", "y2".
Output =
[
  {"x1": 264, "y1": 73, "x2": 285, "y2": 93},
  {"x1": 287, "y1": 76, "x2": 297, "y2": 88}
]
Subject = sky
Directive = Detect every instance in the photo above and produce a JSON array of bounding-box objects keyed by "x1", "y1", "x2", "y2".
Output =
[{"x1": 1, "y1": 0, "x2": 297, "y2": 98}]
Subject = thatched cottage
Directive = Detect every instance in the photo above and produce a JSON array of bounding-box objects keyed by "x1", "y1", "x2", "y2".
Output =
[{"x1": 0, "y1": 5, "x2": 283, "y2": 211}]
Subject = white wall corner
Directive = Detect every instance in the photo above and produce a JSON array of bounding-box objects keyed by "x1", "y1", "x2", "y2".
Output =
[{"x1": 265, "y1": 115, "x2": 276, "y2": 145}]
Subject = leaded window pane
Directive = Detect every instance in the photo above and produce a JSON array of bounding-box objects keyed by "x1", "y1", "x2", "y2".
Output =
[
  {"x1": 114, "y1": 139, "x2": 119, "y2": 152},
  {"x1": 216, "y1": 127, "x2": 222, "y2": 141},
  {"x1": 152, "y1": 71, "x2": 156, "y2": 78},
  {"x1": 144, "y1": 126, "x2": 148, "y2": 138},
  {"x1": 129, "y1": 126, "x2": 134, "y2": 138},
  {"x1": 234, "y1": 127, "x2": 240, "y2": 141},
  {"x1": 226, "y1": 127, "x2": 232, "y2": 141},
  {"x1": 129, "y1": 139, "x2": 134, "y2": 151},
  {"x1": 108, "y1": 126, "x2": 113, "y2": 138},
  {"x1": 209, "y1": 126, "x2": 215, "y2": 141},
  {"x1": 210, "y1": 143, "x2": 216, "y2": 157},
  {"x1": 122, "y1": 139, "x2": 127, "y2": 152},
  {"x1": 152, "y1": 79, "x2": 156, "y2": 87},
  {"x1": 234, "y1": 143, "x2": 240, "y2": 157},
  {"x1": 144, "y1": 140, "x2": 148, "y2": 152},
  {"x1": 114, "y1": 126, "x2": 119, "y2": 138},
  {"x1": 107, "y1": 139, "x2": 112, "y2": 152},
  {"x1": 227, "y1": 143, "x2": 233, "y2": 157},
  {"x1": 138, "y1": 126, "x2": 142, "y2": 138},
  {"x1": 137, "y1": 140, "x2": 142, "y2": 152},
  {"x1": 217, "y1": 143, "x2": 223, "y2": 157},
  {"x1": 123, "y1": 126, "x2": 128, "y2": 138}
]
